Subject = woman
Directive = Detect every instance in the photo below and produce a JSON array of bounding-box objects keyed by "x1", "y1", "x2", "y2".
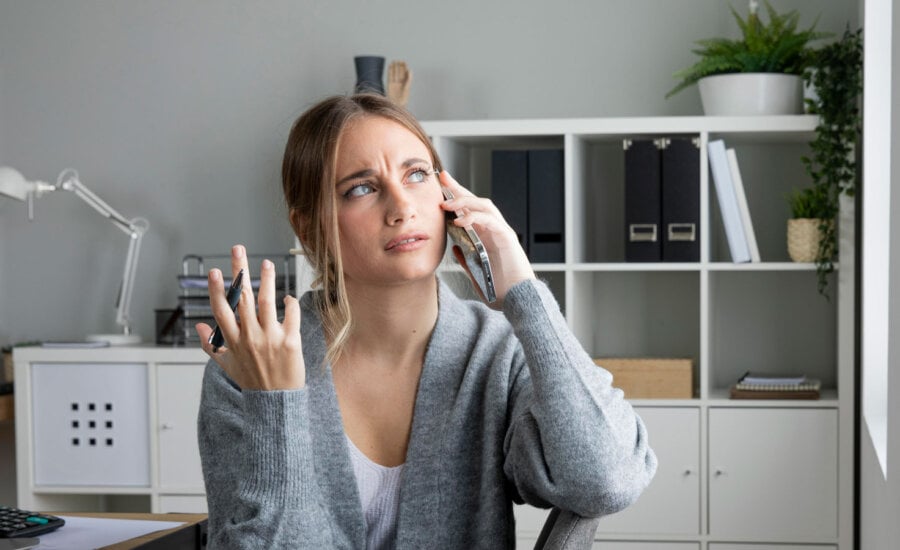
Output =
[{"x1": 196, "y1": 94, "x2": 656, "y2": 549}]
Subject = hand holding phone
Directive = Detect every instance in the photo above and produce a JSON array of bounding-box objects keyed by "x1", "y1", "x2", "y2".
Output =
[
  {"x1": 441, "y1": 186, "x2": 497, "y2": 303},
  {"x1": 438, "y1": 171, "x2": 535, "y2": 307}
]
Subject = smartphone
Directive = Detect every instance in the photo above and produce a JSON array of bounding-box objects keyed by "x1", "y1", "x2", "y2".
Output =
[{"x1": 441, "y1": 186, "x2": 497, "y2": 303}]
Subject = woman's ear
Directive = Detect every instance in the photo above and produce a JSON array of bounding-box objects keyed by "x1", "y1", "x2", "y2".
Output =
[{"x1": 290, "y1": 208, "x2": 309, "y2": 248}]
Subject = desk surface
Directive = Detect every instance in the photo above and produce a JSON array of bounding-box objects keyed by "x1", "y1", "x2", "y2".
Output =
[{"x1": 56, "y1": 512, "x2": 207, "y2": 549}]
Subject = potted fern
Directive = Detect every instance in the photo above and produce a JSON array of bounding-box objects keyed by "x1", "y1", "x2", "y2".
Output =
[{"x1": 666, "y1": 0, "x2": 827, "y2": 115}]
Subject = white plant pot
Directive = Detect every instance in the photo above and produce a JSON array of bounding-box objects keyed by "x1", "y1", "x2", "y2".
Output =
[{"x1": 698, "y1": 73, "x2": 804, "y2": 116}]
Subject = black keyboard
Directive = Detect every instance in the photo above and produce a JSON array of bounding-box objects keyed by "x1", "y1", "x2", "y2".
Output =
[{"x1": 0, "y1": 506, "x2": 65, "y2": 538}]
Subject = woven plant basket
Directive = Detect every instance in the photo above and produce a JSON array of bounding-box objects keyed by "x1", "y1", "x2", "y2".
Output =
[{"x1": 787, "y1": 218, "x2": 828, "y2": 262}]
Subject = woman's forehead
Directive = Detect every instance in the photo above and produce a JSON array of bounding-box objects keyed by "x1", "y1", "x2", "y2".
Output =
[{"x1": 336, "y1": 116, "x2": 430, "y2": 167}]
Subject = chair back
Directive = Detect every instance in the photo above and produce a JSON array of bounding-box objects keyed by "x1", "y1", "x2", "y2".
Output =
[{"x1": 532, "y1": 508, "x2": 601, "y2": 550}]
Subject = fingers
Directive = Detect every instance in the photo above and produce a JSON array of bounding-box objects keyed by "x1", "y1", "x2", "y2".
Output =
[
  {"x1": 439, "y1": 171, "x2": 505, "y2": 227},
  {"x1": 194, "y1": 322, "x2": 218, "y2": 357},
  {"x1": 438, "y1": 170, "x2": 475, "y2": 198},
  {"x1": 231, "y1": 245, "x2": 258, "y2": 336},
  {"x1": 281, "y1": 295, "x2": 301, "y2": 336},
  {"x1": 257, "y1": 259, "x2": 278, "y2": 328}
]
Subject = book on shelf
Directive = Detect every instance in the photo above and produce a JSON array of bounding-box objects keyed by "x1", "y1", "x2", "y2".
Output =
[
  {"x1": 739, "y1": 371, "x2": 808, "y2": 385},
  {"x1": 708, "y1": 140, "x2": 751, "y2": 263},
  {"x1": 735, "y1": 379, "x2": 821, "y2": 391},
  {"x1": 726, "y1": 148, "x2": 760, "y2": 262},
  {"x1": 730, "y1": 371, "x2": 821, "y2": 399}
]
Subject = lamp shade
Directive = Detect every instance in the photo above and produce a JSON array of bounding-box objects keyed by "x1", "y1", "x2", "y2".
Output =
[{"x1": 0, "y1": 166, "x2": 31, "y2": 201}]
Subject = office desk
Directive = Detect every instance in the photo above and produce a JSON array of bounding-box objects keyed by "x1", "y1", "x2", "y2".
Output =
[{"x1": 54, "y1": 512, "x2": 207, "y2": 549}]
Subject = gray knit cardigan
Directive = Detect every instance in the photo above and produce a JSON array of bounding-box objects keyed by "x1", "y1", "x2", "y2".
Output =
[{"x1": 198, "y1": 278, "x2": 657, "y2": 549}]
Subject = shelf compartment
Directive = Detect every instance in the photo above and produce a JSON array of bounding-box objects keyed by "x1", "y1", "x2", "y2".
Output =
[
  {"x1": 707, "y1": 270, "x2": 837, "y2": 393},
  {"x1": 707, "y1": 140, "x2": 814, "y2": 263},
  {"x1": 570, "y1": 271, "x2": 700, "y2": 371}
]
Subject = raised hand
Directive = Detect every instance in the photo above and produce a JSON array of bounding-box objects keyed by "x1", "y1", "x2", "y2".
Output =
[
  {"x1": 195, "y1": 245, "x2": 305, "y2": 390},
  {"x1": 438, "y1": 171, "x2": 535, "y2": 308},
  {"x1": 387, "y1": 60, "x2": 412, "y2": 107}
]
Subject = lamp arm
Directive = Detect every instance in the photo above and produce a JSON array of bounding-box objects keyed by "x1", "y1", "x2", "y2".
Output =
[
  {"x1": 57, "y1": 169, "x2": 136, "y2": 235},
  {"x1": 116, "y1": 218, "x2": 149, "y2": 334}
]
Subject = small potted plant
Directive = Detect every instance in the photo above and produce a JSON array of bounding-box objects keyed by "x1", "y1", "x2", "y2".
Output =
[
  {"x1": 666, "y1": 0, "x2": 827, "y2": 115},
  {"x1": 789, "y1": 27, "x2": 863, "y2": 298},
  {"x1": 786, "y1": 186, "x2": 834, "y2": 264}
]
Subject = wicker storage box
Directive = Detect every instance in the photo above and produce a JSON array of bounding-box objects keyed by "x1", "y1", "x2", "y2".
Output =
[{"x1": 593, "y1": 358, "x2": 693, "y2": 399}]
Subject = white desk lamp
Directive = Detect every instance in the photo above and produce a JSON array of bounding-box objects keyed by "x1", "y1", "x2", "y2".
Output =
[{"x1": 0, "y1": 166, "x2": 149, "y2": 345}]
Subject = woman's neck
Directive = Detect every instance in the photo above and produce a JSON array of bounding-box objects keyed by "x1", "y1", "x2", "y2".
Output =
[{"x1": 341, "y1": 276, "x2": 440, "y2": 368}]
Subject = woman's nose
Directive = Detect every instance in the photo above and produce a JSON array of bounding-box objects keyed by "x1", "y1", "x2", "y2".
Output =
[{"x1": 384, "y1": 186, "x2": 416, "y2": 225}]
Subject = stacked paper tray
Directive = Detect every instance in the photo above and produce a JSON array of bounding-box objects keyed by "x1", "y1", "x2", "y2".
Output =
[{"x1": 172, "y1": 254, "x2": 294, "y2": 345}]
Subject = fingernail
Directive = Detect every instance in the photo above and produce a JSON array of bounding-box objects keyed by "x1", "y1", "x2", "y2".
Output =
[
  {"x1": 263, "y1": 259, "x2": 273, "y2": 270},
  {"x1": 209, "y1": 269, "x2": 221, "y2": 281},
  {"x1": 233, "y1": 245, "x2": 244, "y2": 258}
]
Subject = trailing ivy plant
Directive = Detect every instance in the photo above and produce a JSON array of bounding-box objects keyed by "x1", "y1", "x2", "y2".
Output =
[
  {"x1": 795, "y1": 27, "x2": 863, "y2": 298},
  {"x1": 666, "y1": 0, "x2": 827, "y2": 98}
]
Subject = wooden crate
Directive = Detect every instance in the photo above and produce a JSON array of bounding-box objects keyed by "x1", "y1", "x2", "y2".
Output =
[{"x1": 594, "y1": 358, "x2": 693, "y2": 399}]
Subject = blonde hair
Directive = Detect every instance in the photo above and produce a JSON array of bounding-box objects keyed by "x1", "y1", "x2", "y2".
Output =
[{"x1": 282, "y1": 94, "x2": 443, "y2": 364}]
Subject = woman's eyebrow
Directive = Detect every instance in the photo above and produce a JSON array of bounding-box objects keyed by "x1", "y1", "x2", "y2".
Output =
[
  {"x1": 336, "y1": 169, "x2": 375, "y2": 186},
  {"x1": 336, "y1": 158, "x2": 431, "y2": 186}
]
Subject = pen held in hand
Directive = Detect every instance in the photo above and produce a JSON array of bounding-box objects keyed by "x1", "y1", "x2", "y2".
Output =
[{"x1": 208, "y1": 268, "x2": 244, "y2": 352}]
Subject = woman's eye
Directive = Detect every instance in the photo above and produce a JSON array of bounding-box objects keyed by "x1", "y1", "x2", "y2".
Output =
[
  {"x1": 344, "y1": 183, "x2": 375, "y2": 198},
  {"x1": 407, "y1": 169, "x2": 428, "y2": 184}
]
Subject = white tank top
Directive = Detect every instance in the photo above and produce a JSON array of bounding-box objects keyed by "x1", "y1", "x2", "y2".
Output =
[{"x1": 345, "y1": 434, "x2": 404, "y2": 550}]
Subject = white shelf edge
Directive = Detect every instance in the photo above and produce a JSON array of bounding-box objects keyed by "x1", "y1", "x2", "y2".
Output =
[
  {"x1": 568, "y1": 262, "x2": 831, "y2": 272},
  {"x1": 31, "y1": 486, "x2": 153, "y2": 495},
  {"x1": 421, "y1": 115, "x2": 818, "y2": 138}
]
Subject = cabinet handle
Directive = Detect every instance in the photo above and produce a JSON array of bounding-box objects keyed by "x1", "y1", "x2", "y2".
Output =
[
  {"x1": 161, "y1": 423, "x2": 174, "y2": 430},
  {"x1": 683, "y1": 469, "x2": 693, "y2": 476},
  {"x1": 714, "y1": 469, "x2": 725, "y2": 477}
]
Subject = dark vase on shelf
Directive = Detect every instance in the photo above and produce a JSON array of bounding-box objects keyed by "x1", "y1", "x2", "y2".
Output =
[{"x1": 354, "y1": 55, "x2": 385, "y2": 95}]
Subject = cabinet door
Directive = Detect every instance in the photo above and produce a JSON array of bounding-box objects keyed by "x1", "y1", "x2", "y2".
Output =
[
  {"x1": 597, "y1": 407, "x2": 700, "y2": 535},
  {"x1": 157, "y1": 364, "x2": 206, "y2": 490},
  {"x1": 709, "y1": 408, "x2": 837, "y2": 539}
]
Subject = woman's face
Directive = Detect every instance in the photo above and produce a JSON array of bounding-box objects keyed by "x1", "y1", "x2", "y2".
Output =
[{"x1": 333, "y1": 115, "x2": 446, "y2": 288}]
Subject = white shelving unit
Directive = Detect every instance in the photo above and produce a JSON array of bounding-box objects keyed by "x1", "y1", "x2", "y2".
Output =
[{"x1": 422, "y1": 115, "x2": 854, "y2": 550}]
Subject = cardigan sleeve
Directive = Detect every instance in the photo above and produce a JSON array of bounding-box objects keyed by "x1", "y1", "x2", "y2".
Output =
[
  {"x1": 198, "y1": 361, "x2": 331, "y2": 549},
  {"x1": 500, "y1": 279, "x2": 658, "y2": 517}
]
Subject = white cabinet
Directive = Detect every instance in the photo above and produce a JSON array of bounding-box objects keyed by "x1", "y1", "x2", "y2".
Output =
[
  {"x1": 14, "y1": 346, "x2": 208, "y2": 513},
  {"x1": 157, "y1": 363, "x2": 205, "y2": 492},
  {"x1": 596, "y1": 407, "x2": 700, "y2": 536},
  {"x1": 708, "y1": 408, "x2": 838, "y2": 539},
  {"x1": 423, "y1": 116, "x2": 854, "y2": 549}
]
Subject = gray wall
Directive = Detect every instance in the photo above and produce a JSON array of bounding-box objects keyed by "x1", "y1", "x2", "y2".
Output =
[{"x1": 0, "y1": 0, "x2": 859, "y2": 345}]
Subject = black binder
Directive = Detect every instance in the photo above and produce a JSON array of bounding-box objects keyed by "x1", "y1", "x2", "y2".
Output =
[
  {"x1": 624, "y1": 139, "x2": 662, "y2": 262},
  {"x1": 527, "y1": 149, "x2": 565, "y2": 263},
  {"x1": 490, "y1": 150, "x2": 529, "y2": 254},
  {"x1": 661, "y1": 137, "x2": 701, "y2": 262}
]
